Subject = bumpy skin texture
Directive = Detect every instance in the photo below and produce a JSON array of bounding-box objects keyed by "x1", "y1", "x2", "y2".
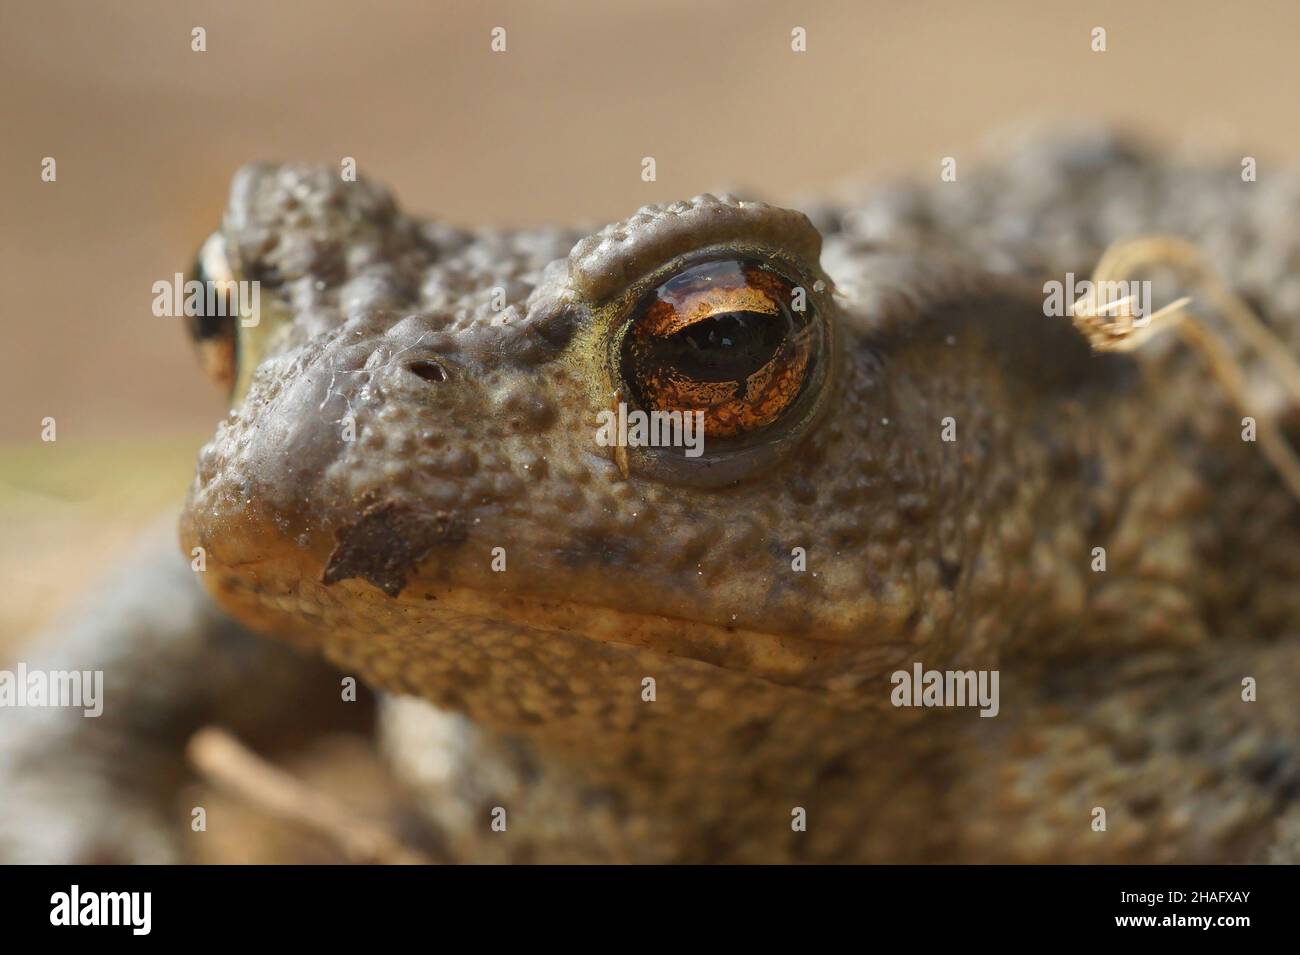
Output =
[
  {"x1": 169, "y1": 130, "x2": 1300, "y2": 862},
  {"x1": 4, "y1": 132, "x2": 1296, "y2": 863}
]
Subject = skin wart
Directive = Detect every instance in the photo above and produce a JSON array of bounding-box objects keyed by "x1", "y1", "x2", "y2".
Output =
[{"x1": 5, "y1": 131, "x2": 1300, "y2": 862}]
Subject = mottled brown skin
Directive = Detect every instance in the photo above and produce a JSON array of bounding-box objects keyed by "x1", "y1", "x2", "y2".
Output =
[{"x1": 4, "y1": 132, "x2": 1299, "y2": 862}]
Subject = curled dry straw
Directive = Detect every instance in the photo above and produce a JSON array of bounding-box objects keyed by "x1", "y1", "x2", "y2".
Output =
[{"x1": 1070, "y1": 235, "x2": 1300, "y2": 502}]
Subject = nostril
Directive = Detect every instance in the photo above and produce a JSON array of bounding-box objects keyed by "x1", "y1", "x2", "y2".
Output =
[{"x1": 406, "y1": 359, "x2": 448, "y2": 383}]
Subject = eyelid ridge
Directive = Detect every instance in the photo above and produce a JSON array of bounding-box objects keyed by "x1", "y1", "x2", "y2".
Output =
[{"x1": 566, "y1": 194, "x2": 823, "y2": 303}]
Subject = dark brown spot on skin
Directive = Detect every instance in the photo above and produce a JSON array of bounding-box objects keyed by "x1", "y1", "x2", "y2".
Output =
[
  {"x1": 1128, "y1": 792, "x2": 1162, "y2": 817},
  {"x1": 322, "y1": 500, "x2": 466, "y2": 597}
]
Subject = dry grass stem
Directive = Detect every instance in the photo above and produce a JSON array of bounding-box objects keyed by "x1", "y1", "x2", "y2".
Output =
[{"x1": 1073, "y1": 236, "x2": 1300, "y2": 502}]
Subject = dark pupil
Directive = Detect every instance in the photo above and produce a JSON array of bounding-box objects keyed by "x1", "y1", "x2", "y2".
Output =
[
  {"x1": 186, "y1": 254, "x2": 230, "y2": 343},
  {"x1": 653, "y1": 310, "x2": 790, "y2": 383}
]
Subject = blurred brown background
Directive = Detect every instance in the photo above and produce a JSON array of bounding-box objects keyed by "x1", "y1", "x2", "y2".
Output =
[{"x1": 2, "y1": 0, "x2": 1299, "y2": 635}]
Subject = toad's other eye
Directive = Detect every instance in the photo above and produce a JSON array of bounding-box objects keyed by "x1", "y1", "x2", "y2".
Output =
[
  {"x1": 185, "y1": 233, "x2": 238, "y2": 393},
  {"x1": 619, "y1": 259, "x2": 819, "y2": 439}
]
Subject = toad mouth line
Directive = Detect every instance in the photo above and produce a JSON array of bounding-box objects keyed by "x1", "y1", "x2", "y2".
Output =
[{"x1": 210, "y1": 547, "x2": 896, "y2": 687}]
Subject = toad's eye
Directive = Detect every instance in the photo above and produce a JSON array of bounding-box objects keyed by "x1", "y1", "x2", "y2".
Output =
[
  {"x1": 185, "y1": 233, "x2": 238, "y2": 393},
  {"x1": 619, "y1": 259, "x2": 819, "y2": 439}
]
